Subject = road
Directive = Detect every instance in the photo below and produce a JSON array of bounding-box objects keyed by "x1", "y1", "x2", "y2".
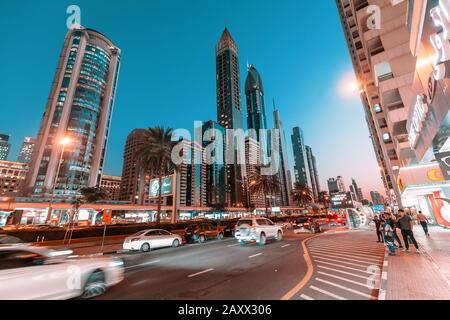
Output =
[{"x1": 96, "y1": 230, "x2": 314, "y2": 300}]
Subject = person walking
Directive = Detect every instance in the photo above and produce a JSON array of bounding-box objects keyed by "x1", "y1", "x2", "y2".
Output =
[
  {"x1": 397, "y1": 209, "x2": 420, "y2": 254},
  {"x1": 372, "y1": 215, "x2": 383, "y2": 243},
  {"x1": 417, "y1": 211, "x2": 430, "y2": 237}
]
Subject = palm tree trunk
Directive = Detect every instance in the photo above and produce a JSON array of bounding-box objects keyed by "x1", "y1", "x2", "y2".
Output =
[
  {"x1": 157, "y1": 174, "x2": 163, "y2": 224},
  {"x1": 264, "y1": 189, "x2": 268, "y2": 217}
]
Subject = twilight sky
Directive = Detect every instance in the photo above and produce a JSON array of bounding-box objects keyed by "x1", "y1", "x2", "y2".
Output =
[{"x1": 0, "y1": 0, "x2": 384, "y2": 198}]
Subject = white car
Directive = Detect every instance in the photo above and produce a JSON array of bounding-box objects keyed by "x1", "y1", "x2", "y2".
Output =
[
  {"x1": 123, "y1": 229, "x2": 183, "y2": 252},
  {"x1": 0, "y1": 244, "x2": 124, "y2": 300},
  {"x1": 235, "y1": 218, "x2": 283, "y2": 246}
]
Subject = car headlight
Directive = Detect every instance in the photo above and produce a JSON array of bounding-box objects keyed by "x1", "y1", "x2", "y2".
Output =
[{"x1": 110, "y1": 259, "x2": 124, "y2": 268}]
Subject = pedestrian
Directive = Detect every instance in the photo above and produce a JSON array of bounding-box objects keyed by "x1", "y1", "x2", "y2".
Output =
[
  {"x1": 384, "y1": 212, "x2": 403, "y2": 249},
  {"x1": 372, "y1": 215, "x2": 383, "y2": 243},
  {"x1": 383, "y1": 219, "x2": 398, "y2": 256},
  {"x1": 417, "y1": 211, "x2": 430, "y2": 237},
  {"x1": 397, "y1": 209, "x2": 420, "y2": 254}
]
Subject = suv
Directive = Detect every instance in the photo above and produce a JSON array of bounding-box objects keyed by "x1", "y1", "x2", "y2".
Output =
[
  {"x1": 184, "y1": 222, "x2": 225, "y2": 244},
  {"x1": 234, "y1": 218, "x2": 283, "y2": 246}
]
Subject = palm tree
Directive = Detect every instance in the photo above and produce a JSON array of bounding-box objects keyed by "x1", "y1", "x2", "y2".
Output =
[
  {"x1": 134, "y1": 127, "x2": 177, "y2": 224},
  {"x1": 318, "y1": 191, "x2": 331, "y2": 208},
  {"x1": 248, "y1": 166, "x2": 281, "y2": 216},
  {"x1": 291, "y1": 182, "x2": 313, "y2": 208},
  {"x1": 80, "y1": 187, "x2": 108, "y2": 203}
]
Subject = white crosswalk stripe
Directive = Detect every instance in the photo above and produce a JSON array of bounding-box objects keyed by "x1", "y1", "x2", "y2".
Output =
[{"x1": 296, "y1": 232, "x2": 385, "y2": 301}]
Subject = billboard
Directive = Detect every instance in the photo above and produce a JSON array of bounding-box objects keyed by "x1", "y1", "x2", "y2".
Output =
[
  {"x1": 149, "y1": 176, "x2": 174, "y2": 198},
  {"x1": 330, "y1": 192, "x2": 354, "y2": 209}
]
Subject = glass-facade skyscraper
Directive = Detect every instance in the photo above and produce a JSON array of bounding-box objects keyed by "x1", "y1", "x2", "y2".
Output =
[
  {"x1": 291, "y1": 127, "x2": 310, "y2": 188},
  {"x1": 25, "y1": 27, "x2": 121, "y2": 198},
  {"x1": 245, "y1": 65, "x2": 267, "y2": 142},
  {"x1": 17, "y1": 137, "x2": 37, "y2": 164},
  {"x1": 306, "y1": 145, "x2": 320, "y2": 202},
  {"x1": 215, "y1": 28, "x2": 245, "y2": 207}
]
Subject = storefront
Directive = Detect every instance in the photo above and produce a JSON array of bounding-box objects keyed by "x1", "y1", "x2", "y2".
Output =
[{"x1": 405, "y1": 0, "x2": 450, "y2": 227}]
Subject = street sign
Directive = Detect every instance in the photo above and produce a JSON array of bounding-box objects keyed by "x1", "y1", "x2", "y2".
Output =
[
  {"x1": 149, "y1": 176, "x2": 174, "y2": 198},
  {"x1": 102, "y1": 209, "x2": 112, "y2": 225}
]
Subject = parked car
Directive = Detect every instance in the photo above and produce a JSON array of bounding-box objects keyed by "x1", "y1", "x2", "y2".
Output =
[
  {"x1": 0, "y1": 244, "x2": 124, "y2": 300},
  {"x1": 123, "y1": 229, "x2": 182, "y2": 252},
  {"x1": 0, "y1": 235, "x2": 24, "y2": 244},
  {"x1": 234, "y1": 217, "x2": 283, "y2": 246},
  {"x1": 184, "y1": 223, "x2": 225, "y2": 243},
  {"x1": 219, "y1": 219, "x2": 239, "y2": 237}
]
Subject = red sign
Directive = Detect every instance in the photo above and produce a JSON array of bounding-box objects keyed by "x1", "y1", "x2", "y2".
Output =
[{"x1": 102, "y1": 209, "x2": 112, "y2": 225}]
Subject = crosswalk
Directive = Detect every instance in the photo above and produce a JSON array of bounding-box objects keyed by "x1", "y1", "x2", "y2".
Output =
[{"x1": 297, "y1": 232, "x2": 385, "y2": 300}]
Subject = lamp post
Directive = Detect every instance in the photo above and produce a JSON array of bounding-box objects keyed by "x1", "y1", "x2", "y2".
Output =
[{"x1": 46, "y1": 137, "x2": 70, "y2": 224}]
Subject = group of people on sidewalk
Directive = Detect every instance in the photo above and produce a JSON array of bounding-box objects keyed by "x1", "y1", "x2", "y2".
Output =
[{"x1": 372, "y1": 210, "x2": 431, "y2": 256}]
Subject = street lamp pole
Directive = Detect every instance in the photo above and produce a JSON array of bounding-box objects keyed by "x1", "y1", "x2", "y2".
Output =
[{"x1": 46, "y1": 137, "x2": 70, "y2": 224}]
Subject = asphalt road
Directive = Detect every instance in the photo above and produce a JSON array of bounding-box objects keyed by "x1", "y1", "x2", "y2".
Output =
[{"x1": 96, "y1": 230, "x2": 314, "y2": 300}]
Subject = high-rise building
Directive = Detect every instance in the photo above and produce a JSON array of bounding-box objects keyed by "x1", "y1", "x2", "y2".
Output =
[
  {"x1": 202, "y1": 121, "x2": 227, "y2": 207},
  {"x1": 336, "y1": 0, "x2": 417, "y2": 208},
  {"x1": 273, "y1": 107, "x2": 292, "y2": 206},
  {"x1": 306, "y1": 146, "x2": 320, "y2": 201},
  {"x1": 215, "y1": 28, "x2": 245, "y2": 207},
  {"x1": 291, "y1": 127, "x2": 311, "y2": 188},
  {"x1": 370, "y1": 191, "x2": 384, "y2": 205},
  {"x1": 337, "y1": 176, "x2": 346, "y2": 192},
  {"x1": 17, "y1": 137, "x2": 37, "y2": 164},
  {"x1": 350, "y1": 178, "x2": 364, "y2": 202},
  {"x1": 25, "y1": 27, "x2": 121, "y2": 198},
  {"x1": 245, "y1": 137, "x2": 265, "y2": 208},
  {"x1": 327, "y1": 178, "x2": 340, "y2": 195},
  {"x1": 245, "y1": 65, "x2": 267, "y2": 142},
  {"x1": 0, "y1": 160, "x2": 28, "y2": 196},
  {"x1": 119, "y1": 129, "x2": 147, "y2": 203},
  {"x1": 0, "y1": 134, "x2": 11, "y2": 161},
  {"x1": 100, "y1": 175, "x2": 122, "y2": 201}
]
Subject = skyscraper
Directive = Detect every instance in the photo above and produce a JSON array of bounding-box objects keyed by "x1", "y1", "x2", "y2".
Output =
[
  {"x1": 291, "y1": 127, "x2": 310, "y2": 188},
  {"x1": 327, "y1": 178, "x2": 339, "y2": 195},
  {"x1": 25, "y1": 27, "x2": 121, "y2": 198},
  {"x1": 245, "y1": 137, "x2": 265, "y2": 208},
  {"x1": 351, "y1": 178, "x2": 364, "y2": 202},
  {"x1": 17, "y1": 137, "x2": 37, "y2": 164},
  {"x1": 337, "y1": 176, "x2": 346, "y2": 192},
  {"x1": 306, "y1": 146, "x2": 320, "y2": 201},
  {"x1": 0, "y1": 134, "x2": 11, "y2": 161},
  {"x1": 215, "y1": 28, "x2": 245, "y2": 207},
  {"x1": 245, "y1": 65, "x2": 267, "y2": 141},
  {"x1": 273, "y1": 107, "x2": 292, "y2": 206}
]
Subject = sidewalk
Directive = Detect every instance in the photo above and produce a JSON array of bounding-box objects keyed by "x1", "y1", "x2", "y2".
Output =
[{"x1": 384, "y1": 226, "x2": 450, "y2": 300}]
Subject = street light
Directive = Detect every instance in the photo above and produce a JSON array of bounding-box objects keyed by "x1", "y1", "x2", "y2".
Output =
[{"x1": 46, "y1": 137, "x2": 71, "y2": 224}]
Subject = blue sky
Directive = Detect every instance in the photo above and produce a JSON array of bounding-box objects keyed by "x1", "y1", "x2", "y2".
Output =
[{"x1": 0, "y1": 0, "x2": 384, "y2": 197}]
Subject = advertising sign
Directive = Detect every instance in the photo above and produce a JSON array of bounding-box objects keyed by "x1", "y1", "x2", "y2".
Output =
[
  {"x1": 435, "y1": 151, "x2": 450, "y2": 180},
  {"x1": 398, "y1": 163, "x2": 445, "y2": 190},
  {"x1": 102, "y1": 209, "x2": 112, "y2": 225},
  {"x1": 331, "y1": 192, "x2": 354, "y2": 209},
  {"x1": 149, "y1": 176, "x2": 174, "y2": 198}
]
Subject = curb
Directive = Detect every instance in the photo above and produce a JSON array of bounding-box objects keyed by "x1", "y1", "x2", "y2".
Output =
[{"x1": 378, "y1": 249, "x2": 389, "y2": 301}]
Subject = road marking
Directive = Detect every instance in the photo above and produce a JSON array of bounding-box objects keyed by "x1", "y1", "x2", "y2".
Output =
[
  {"x1": 300, "y1": 294, "x2": 315, "y2": 300},
  {"x1": 317, "y1": 271, "x2": 369, "y2": 287},
  {"x1": 309, "y1": 249, "x2": 383, "y2": 262},
  {"x1": 308, "y1": 246, "x2": 385, "y2": 257},
  {"x1": 316, "y1": 278, "x2": 376, "y2": 299},
  {"x1": 309, "y1": 285, "x2": 347, "y2": 300},
  {"x1": 281, "y1": 244, "x2": 291, "y2": 248},
  {"x1": 317, "y1": 265, "x2": 371, "y2": 280},
  {"x1": 188, "y1": 268, "x2": 214, "y2": 278},
  {"x1": 314, "y1": 260, "x2": 372, "y2": 273},
  {"x1": 312, "y1": 256, "x2": 377, "y2": 268},
  {"x1": 249, "y1": 253, "x2": 263, "y2": 259},
  {"x1": 125, "y1": 260, "x2": 161, "y2": 270},
  {"x1": 308, "y1": 245, "x2": 385, "y2": 253},
  {"x1": 382, "y1": 271, "x2": 387, "y2": 281},
  {"x1": 310, "y1": 252, "x2": 381, "y2": 264},
  {"x1": 227, "y1": 244, "x2": 239, "y2": 247}
]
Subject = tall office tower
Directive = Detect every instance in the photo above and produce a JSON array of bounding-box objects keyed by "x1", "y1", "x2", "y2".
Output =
[
  {"x1": 202, "y1": 121, "x2": 227, "y2": 207},
  {"x1": 336, "y1": 0, "x2": 417, "y2": 208},
  {"x1": 306, "y1": 146, "x2": 320, "y2": 201},
  {"x1": 328, "y1": 178, "x2": 340, "y2": 195},
  {"x1": 370, "y1": 191, "x2": 385, "y2": 205},
  {"x1": 291, "y1": 127, "x2": 311, "y2": 188},
  {"x1": 337, "y1": 176, "x2": 346, "y2": 192},
  {"x1": 0, "y1": 160, "x2": 29, "y2": 196},
  {"x1": 245, "y1": 65, "x2": 267, "y2": 141},
  {"x1": 245, "y1": 137, "x2": 265, "y2": 208},
  {"x1": 100, "y1": 175, "x2": 122, "y2": 201},
  {"x1": 351, "y1": 178, "x2": 364, "y2": 202},
  {"x1": 119, "y1": 129, "x2": 147, "y2": 203},
  {"x1": 0, "y1": 134, "x2": 11, "y2": 161},
  {"x1": 215, "y1": 28, "x2": 245, "y2": 207},
  {"x1": 273, "y1": 107, "x2": 292, "y2": 206},
  {"x1": 176, "y1": 139, "x2": 207, "y2": 208},
  {"x1": 17, "y1": 137, "x2": 37, "y2": 164},
  {"x1": 25, "y1": 27, "x2": 121, "y2": 198}
]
